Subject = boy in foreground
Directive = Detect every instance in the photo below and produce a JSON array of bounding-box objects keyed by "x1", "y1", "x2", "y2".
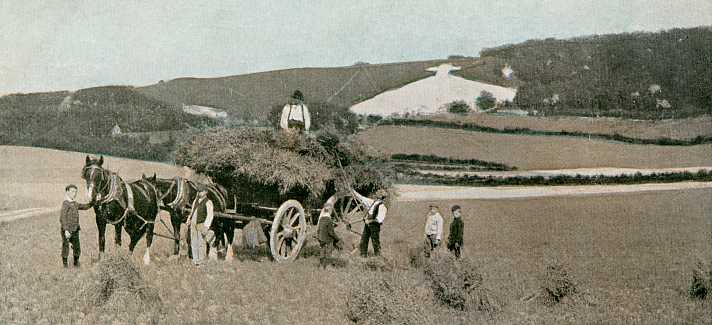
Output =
[{"x1": 60, "y1": 184, "x2": 93, "y2": 268}]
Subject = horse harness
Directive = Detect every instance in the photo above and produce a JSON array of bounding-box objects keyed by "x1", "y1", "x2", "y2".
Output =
[{"x1": 86, "y1": 165, "x2": 157, "y2": 229}]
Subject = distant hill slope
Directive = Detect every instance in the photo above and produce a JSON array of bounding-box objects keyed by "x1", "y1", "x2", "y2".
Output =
[
  {"x1": 466, "y1": 27, "x2": 712, "y2": 119},
  {"x1": 0, "y1": 86, "x2": 213, "y2": 161},
  {"x1": 137, "y1": 59, "x2": 487, "y2": 120}
]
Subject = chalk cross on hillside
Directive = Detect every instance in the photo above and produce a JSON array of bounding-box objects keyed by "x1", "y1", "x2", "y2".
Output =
[{"x1": 426, "y1": 63, "x2": 462, "y2": 78}]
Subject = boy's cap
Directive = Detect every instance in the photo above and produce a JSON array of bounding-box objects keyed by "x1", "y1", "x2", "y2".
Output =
[
  {"x1": 65, "y1": 184, "x2": 78, "y2": 191},
  {"x1": 451, "y1": 205, "x2": 461, "y2": 212}
]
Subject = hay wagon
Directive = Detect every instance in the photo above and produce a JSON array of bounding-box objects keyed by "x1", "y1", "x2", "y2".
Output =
[{"x1": 209, "y1": 189, "x2": 368, "y2": 263}]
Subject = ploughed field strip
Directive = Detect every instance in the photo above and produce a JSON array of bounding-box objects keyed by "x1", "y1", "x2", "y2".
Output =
[
  {"x1": 359, "y1": 126, "x2": 712, "y2": 170},
  {"x1": 414, "y1": 166, "x2": 712, "y2": 178}
]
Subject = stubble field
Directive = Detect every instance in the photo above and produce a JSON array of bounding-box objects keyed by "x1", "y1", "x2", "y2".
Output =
[{"x1": 1, "y1": 146, "x2": 711, "y2": 324}]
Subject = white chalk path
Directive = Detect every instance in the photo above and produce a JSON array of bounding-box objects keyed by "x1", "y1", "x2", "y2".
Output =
[
  {"x1": 0, "y1": 207, "x2": 59, "y2": 224},
  {"x1": 395, "y1": 181, "x2": 712, "y2": 202}
]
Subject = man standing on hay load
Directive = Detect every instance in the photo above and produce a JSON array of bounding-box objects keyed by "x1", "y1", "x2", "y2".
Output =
[
  {"x1": 279, "y1": 90, "x2": 311, "y2": 133},
  {"x1": 60, "y1": 184, "x2": 93, "y2": 268},
  {"x1": 187, "y1": 189, "x2": 215, "y2": 266},
  {"x1": 352, "y1": 189, "x2": 388, "y2": 257}
]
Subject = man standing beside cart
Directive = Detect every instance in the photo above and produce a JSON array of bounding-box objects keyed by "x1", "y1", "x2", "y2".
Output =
[
  {"x1": 187, "y1": 189, "x2": 215, "y2": 266},
  {"x1": 351, "y1": 189, "x2": 388, "y2": 257}
]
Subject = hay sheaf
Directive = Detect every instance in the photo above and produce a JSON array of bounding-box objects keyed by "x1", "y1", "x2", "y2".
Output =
[
  {"x1": 345, "y1": 273, "x2": 432, "y2": 325},
  {"x1": 423, "y1": 253, "x2": 501, "y2": 313},
  {"x1": 689, "y1": 260, "x2": 712, "y2": 300},
  {"x1": 81, "y1": 253, "x2": 162, "y2": 310}
]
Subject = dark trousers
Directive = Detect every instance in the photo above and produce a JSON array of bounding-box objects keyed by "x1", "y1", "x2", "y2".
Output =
[
  {"x1": 319, "y1": 241, "x2": 334, "y2": 268},
  {"x1": 424, "y1": 235, "x2": 438, "y2": 258},
  {"x1": 449, "y1": 245, "x2": 462, "y2": 258},
  {"x1": 61, "y1": 229, "x2": 81, "y2": 259},
  {"x1": 359, "y1": 223, "x2": 381, "y2": 257}
]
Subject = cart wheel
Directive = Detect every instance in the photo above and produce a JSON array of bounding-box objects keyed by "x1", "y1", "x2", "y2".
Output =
[
  {"x1": 329, "y1": 194, "x2": 366, "y2": 224},
  {"x1": 270, "y1": 199, "x2": 307, "y2": 262}
]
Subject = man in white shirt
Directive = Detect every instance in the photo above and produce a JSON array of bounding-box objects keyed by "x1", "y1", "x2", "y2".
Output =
[
  {"x1": 423, "y1": 204, "x2": 444, "y2": 258},
  {"x1": 187, "y1": 189, "x2": 215, "y2": 266},
  {"x1": 279, "y1": 90, "x2": 311, "y2": 132},
  {"x1": 352, "y1": 189, "x2": 388, "y2": 257}
]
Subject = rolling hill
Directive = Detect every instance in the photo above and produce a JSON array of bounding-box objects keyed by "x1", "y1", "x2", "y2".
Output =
[{"x1": 136, "y1": 59, "x2": 482, "y2": 121}]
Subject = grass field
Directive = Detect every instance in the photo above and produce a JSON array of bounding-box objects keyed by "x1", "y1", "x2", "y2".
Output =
[
  {"x1": 1, "y1": 146, "x2": 711, "y2": 324},
  {"x1": 424, "y1": 114, "x2": 712, "y2": 141},
  {"x1": 359, "y1": 126, "x2": 712, "y2": 170}
]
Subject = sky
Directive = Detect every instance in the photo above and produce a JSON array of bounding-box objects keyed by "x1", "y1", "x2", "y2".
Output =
[{"x1": 1, "y1": 0, "x2": 710, "y2": 94}]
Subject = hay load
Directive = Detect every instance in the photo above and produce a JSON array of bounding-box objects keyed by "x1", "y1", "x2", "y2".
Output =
[{"x1": 176, "y1": 128, "x2": 391, "y2": 209}]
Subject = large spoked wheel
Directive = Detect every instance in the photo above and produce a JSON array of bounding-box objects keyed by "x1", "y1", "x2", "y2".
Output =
[
  {"x1": 329, "y1": 194, "x2": 366, "y2": 225},
  {"x1": 270, "y1": 199, "x2": 307, "y2": 262}
]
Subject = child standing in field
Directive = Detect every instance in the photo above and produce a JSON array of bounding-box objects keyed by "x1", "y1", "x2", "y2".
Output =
[
  {"x1": 424, "y1": 204, "x2": 444, "y2": 258},
  {"x1": 60, "y1": 184, "x2": 93, "y2": 268},
  {"x1": 447, "y1": 205, "x2": 464, "y2": 258}
]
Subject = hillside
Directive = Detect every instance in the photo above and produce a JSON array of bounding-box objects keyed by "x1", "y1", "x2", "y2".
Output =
[
  {"x1": 465, "y1": 27, "x2": 712, "y2": 119},
  {"x1": 0, "y1": 86, "x2": 214, "y2": 161},
  {"x1": 137, "y1": 59, "x2": 484, "y2": 120}
]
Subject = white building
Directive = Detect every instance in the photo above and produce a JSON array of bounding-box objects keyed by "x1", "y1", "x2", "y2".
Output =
[
  {"x1": 349, "y1": 63, "x2": 517, "y2": 117},
  {"x1": 182, "y1": 104, "x2": 228, "y2": 119}
]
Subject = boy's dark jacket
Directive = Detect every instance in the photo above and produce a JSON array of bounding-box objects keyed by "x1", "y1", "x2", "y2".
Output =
[
  {"x1": 60, "y1": 200, "x2": 92, "y2": 232},
  {"x1": 318, "y1": 216, "x2": 341, "y2": 245},
  {"x1": 447, "y1": 217, "x2": 464, "y2": 248}
]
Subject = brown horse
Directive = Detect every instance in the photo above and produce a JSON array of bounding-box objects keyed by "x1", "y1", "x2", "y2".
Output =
[{"x1": 81, "y1": 156, "x2": 160, "y2": 264}]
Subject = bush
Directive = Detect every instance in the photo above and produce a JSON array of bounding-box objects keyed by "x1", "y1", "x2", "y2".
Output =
[
  {"x1": 423, "y1": 254, "x2": 500, "y2": 313},
  {"x1": 446, "y1": 100, "x2": 471, "y2": 115},
  {"x1": 476, "y1": 90, "x2": 496, "y2": 111}
]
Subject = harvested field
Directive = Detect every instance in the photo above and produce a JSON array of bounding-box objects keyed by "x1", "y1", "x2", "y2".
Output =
[
  {"x1": 425, "y1": 112, "x2": 712, "y2": 140},
  {"x1": 359, "y1": 126, "x2": 712, "y2": 170},
  {"x1": 0, "y1": 146, "x2": 183, "y2": 211},
  {"x1": 2, "y1": 146, "x2": 711, "y2": 324}
]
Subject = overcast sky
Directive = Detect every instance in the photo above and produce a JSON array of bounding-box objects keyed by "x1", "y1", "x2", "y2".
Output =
[{"x1": 1, "y1": 0, "x2": 710, "y2": 94}]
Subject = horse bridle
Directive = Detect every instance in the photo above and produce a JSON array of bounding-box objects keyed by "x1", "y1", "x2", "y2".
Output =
[{"x1": 82, "y1": 164, "x2": 111, "y2": 201}]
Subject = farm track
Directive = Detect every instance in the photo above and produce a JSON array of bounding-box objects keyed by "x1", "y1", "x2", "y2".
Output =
[
  {"x1": 396, "y1": 181, "x2": 712, "y2": 201},
  {"x1": 0, "y1": 207, "x2": 59, "y2": 224}
]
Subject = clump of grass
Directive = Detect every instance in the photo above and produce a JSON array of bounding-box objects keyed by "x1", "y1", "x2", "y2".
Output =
[
  {"x1": 355, "y1": 256, "x2": 395, "y2": 272},
  {"x1": 81, "y1": 253, "x2": 161, "y2": 310},
  {"x1": 345, "y1": 272, "x2": 431, "y2": 324},
  {"x1": 407, "y1": 244, "x2": 428, "y2": 269},
  {"x1": 689, "y1": 260, "x2": 712, "y2": 300},
  {"x1": 423, "y1": 254, "x2": 500, "y2": 313},
  {"x1": 540, "y1": 258, "x2": 578, "y2": 306}
]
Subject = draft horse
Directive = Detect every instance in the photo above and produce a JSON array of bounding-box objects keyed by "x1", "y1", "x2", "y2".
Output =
[
  {"x1": 81, "y1": 156, "x2": 160, "y2": 265},
  {"x1": 147, "y1": 175, "x2": 237, "y2": 260}
]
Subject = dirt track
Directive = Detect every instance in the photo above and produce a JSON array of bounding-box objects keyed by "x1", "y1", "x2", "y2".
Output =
[{"x1": 396, "y1": 181, "x2": 712, "y2": 201}]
